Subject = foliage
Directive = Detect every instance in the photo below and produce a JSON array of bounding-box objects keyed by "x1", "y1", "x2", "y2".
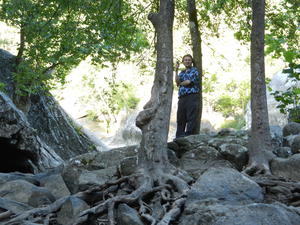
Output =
[
  {"x1": 221, "y1": 115, "x2": 246, "y2": 130},
  {"x1": 0, "y1": 0, "x2": 149, "y2": 94},
  {"x1": 214, "y1": 95, "x2": 236, "y2": 118},
  {"x1": 80, "y1": 67, "x2": 140, "y2": 132},
  {"x1": 213, "y1": 80, "x2": 250, "y2": 118},
  {"x1": 202, "y1": 73, "x2": 218, "y2": 94},
  {"x1": 270, "y1": 64, "x2": 300, "y2": 114},
  {"x1": 0, "y1": 82, "x2": 5, "y2": 91},
  {"x1": 265, "y1": 0, "x2": 300, "y2": 64}
]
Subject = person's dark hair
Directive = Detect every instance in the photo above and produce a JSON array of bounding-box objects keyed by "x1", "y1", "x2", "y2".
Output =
[{"x1": 182, "y1": 54, "x2": 194, "y2": 66}]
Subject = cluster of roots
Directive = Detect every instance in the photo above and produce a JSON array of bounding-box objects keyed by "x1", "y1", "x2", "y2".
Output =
[{"x1": 1, "y1": 170, "x2": 190, "y2": 225}]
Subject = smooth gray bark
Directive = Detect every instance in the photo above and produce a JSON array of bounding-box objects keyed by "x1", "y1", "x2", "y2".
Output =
[
  {"x1": 187, "y1": 0, "x2": 203, "y2": 133},
  {"x1": 247, "y1": 0, "x2": 274, "y2": 174}
]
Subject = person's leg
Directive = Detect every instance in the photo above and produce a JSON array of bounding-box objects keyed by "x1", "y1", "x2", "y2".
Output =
[
  {"x1": 176, "y1": 97, "x2": 187, "y2": 138},
  {"x1": 185, "y1": 94, "x2": 199, "y2": 136}
]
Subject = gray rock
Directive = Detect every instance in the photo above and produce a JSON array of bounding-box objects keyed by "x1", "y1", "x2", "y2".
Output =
[
  {"x1": 270, "y1": 125, "x2": 283, "y2": 148},
  {"x1": 217, "y1": 128, "x2": 236, "y2": 136},
  {"x1": 167, "y1": 148, "x2": 180, "y2": 167},
  {"x1": 0, "y1": 172, "x2": 39, "y2": 185},
  {"x1": 117, "y1": 203, "x2": 144, "y2": 225},
  {"x1": 0, "y1": 179, "x2": 55, "y2": 207},
  {"x1": 172, "y1": 134, "x2": 212, "y2": 156},
  {"x1": 61, "y1": 164, "x2": 80, "y2": 194},
  {"x1": 208, "y1": 137, "x2": 247, "y2": 149},
  {"x1": 219, "y1": 143, "x2": 248, "y2": 171},
  {"x1": 27, "y1": 93, "x2": 98, "y2": 160},
  {"x1": 62, "y1": 146, "x2": 138, "y2": 193},
  {"x1": 36, "y1": 173, "x2": 70, "y2": 199},
  {"x1": 77, "y1": 167, "x2": 116, "y2": 191},
  {"x1": 0, "y1": 48, "x2": 99, "y2": 161},
  {"x1": 180, "y1": 146, "x2": 232, "y2": 178},
  {"x1": 283, "y1": 122, "x2": 300, "y2": 137},
  {"x1": 68, "y1": 146, "x2": 137, "y2": 171},
  {"x1": 56, "y1": 196, "x2": 89, "y2": 225},
  {"x1": 179, "y1": 200, "x2": 300, "y2": 225},
  {"x1": 0, "y1": 91, "x2": 63, "y2": 172},
  {"x1": 291, "y1": 135, "x2": 300, "y2": 154},
  {"x1": 0, "y1": 198, "x2": 33, "y2": 214},
  {"x1": 187, "y1": 167, "x2": 263, "y2": 205},
  {"x1": 273, "y1": 147, "x2": 292, "y2": 158},
  {"x1": 0, "y1": 49, "x2": 15, "y2": 96},
  {"x1": 271, "y1": 154, "x2": 300, "y2": 181},
  {"x1": 284, "y1": 134, "x2": 298, "y2": 147},
  {"x1": 119, "y1": 156, "x2": 138, "y2": 176}
]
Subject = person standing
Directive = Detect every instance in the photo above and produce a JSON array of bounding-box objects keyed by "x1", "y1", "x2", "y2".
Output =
[{"x1": 175, "y1": 54, "x2": 200, "y2": 138}]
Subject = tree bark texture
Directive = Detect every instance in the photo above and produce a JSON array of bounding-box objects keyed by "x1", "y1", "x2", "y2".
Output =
[
  {"x1": 187, "y1": 0, "x2": 203, "y2": 133},
  {"x1": 136, "y1": 0, "x2": 175, "y2": 170},
  {"x1": 248, "y1": 0, "x2": 273, "y2": 173}
]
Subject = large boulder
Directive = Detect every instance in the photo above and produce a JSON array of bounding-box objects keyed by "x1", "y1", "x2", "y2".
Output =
[
  {"x1": 27, "y1": 93, "x2": 98, "y2": 160},
  {"x1": 291, "y1": 135, "x2": 300, "y2": 154},
  {"x1": 62, "y1": 146, "x2": 137, "y2": 193},
  {"x1": 0, "y1": 198, "x2": 33, "y2": 215},
  {"x1": 186, "y1": 167, "x2": 263, "y2": 205},
  {"x1": 219, "y1": 143, "x2": 248, "y2": 171},
  {"x1": 180, "y1": 146, "x2": 232, "y2": 178},
  {"x1": 56, "y1": 196, "x2": 89, "y2": 225},
  {"x1": 117, "y1": 203, "x2": 144, "y2": 225},
  {"x1": 271, "y1": 154, "x2": 300, "y2": 181},
  {"x1": 0, "y1": 92, "x2": 63, "y2": 172},
  {"x1": 283, "y1": 122, "x2": 300, "y2": 137},
  {"x1": 179, "y1": 200, "x2": 300, "y2": 225},
  {"x1": 0, "y1": 48, "x2": 100, "y2": 160},
  {"x1": 0, "y1": 179, "x2": 55, "y2": 207},
  {"x1": 0, "y1": 49, "x2": 15, "y2": 96}
]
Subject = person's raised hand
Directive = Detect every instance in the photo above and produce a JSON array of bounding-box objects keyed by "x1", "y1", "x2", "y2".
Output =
[{"x1": 175, "y1": 61, "x2": 180, "y2": 71}]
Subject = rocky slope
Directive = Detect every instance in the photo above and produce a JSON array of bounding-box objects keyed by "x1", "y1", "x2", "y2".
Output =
[{"x1": 1, "y1": 126, "x2": 300, "y2": 224}]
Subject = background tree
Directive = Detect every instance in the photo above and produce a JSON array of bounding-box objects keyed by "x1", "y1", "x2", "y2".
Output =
[
  {"x1": 187, "y1": 0, "x2": 203, "y2": 133},
  {"x1": 0, "y1": 0, "x2": 148, "y2": 94},
  {"x1": 246, "y1": 0, "x2": 274, "y2": 175}
]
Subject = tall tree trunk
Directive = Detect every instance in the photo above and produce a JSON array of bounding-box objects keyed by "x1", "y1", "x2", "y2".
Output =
[
  {"x1": 187, "y1": 0, "x2": 203, "y2": 133},
  {"x1": 136, "y1": 0, "x2": 174, "y2": 171},
  {"x1": 246, "y1": 0, "x2": 274, "y2": 175}
]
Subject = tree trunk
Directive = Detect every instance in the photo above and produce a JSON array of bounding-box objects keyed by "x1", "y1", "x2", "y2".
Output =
[
  {"x1": 247, "y1": 0, "x2": 274, "y2": 175},
  {"x1": 136, "y1": 0, "x2": 174, "y2": 171},
  {"x1": 187, "y1": 0, "x2": 203, "y2": 133},
  {"x1": 16, "y1": 25, "x2": 25, "y2": 66},
  {"x1": 3, "y1": 1, "x2": 190, "y2": 224}
]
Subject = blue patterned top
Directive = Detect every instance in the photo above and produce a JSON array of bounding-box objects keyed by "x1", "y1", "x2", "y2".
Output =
[{"x1": 178, "y1": 67, "x2": 200, "y2": 97}]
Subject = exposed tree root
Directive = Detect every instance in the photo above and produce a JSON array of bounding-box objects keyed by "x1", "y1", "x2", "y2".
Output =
[
  {"x1": 0, "y1": 211, "x2": 12, "y2": 221},
  {"x1": 251, "y1": 174, "x2": 300, "y2": 206},
  {"x1": 1, "y1": 196, "x2": 69, "y2": 225},
  {"x1": 1, "y1": 172, "x2": 189, "y2": 225},
  {"x1": 243, "y1": 161, "x2": 272, "y2": 176}
]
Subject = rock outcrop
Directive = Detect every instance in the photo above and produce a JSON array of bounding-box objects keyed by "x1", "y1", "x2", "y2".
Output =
[
  {"x1": 0, "y1": 91, "x2": 63, "y2": 171},
  {"x1": 0, "y1": 49, "x2": 100, "y2": 161}
]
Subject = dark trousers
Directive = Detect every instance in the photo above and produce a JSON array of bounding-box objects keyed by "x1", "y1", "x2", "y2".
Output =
[{"x1": 176, "y1": 93, "x2": 199, "y2": 138}]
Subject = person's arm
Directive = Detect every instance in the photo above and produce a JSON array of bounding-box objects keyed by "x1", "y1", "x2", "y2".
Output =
[
  {"x1": 175, "y1": 61, "x2": 181, "y2": 86},
  {"x1": 179, "y1": 80, "x2": 192, "y2": 86},
  {"x1": 185, "y1": 67, "x2": 199, "y2": 86}
]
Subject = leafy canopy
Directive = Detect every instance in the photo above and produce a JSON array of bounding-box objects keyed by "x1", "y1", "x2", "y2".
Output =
[{"x1": 0, "y1": 0, "x2": 148, "y2": 93}]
